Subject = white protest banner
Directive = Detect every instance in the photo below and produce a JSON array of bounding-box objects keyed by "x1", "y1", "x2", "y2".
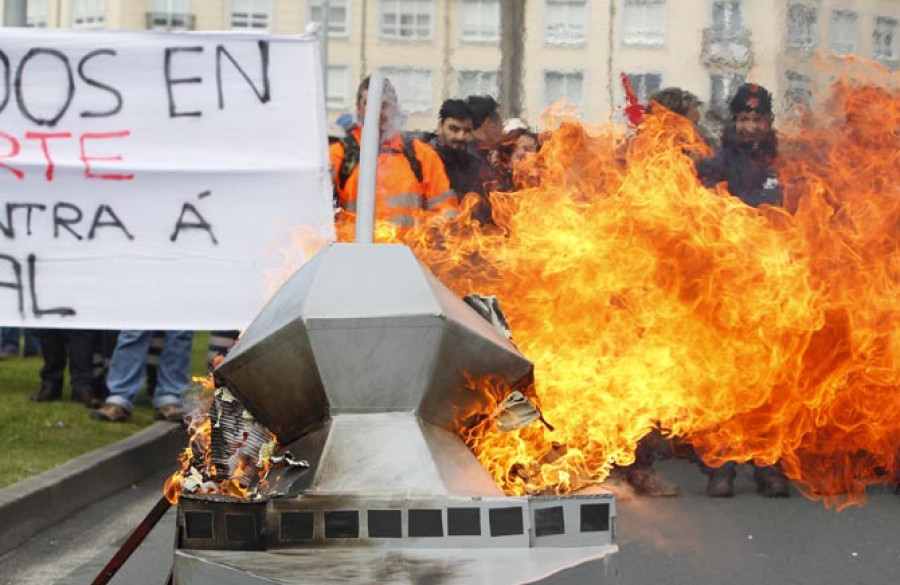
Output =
[{"x1": 0, "y1": 29, "x2": 335, "y2": 330}]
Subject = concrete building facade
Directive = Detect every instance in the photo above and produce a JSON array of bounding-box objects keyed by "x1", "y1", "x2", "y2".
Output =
[{"x1": 3, "y1": 0, "x2": 899, "y2": 130}]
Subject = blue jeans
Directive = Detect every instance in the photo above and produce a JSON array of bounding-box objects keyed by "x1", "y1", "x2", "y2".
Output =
[
  {"x1": 1, "y1": 327, "x2": 41, "y2": 356},
  {"x1": 105, "y1": 330, "x2": 193, "y2": 412}
]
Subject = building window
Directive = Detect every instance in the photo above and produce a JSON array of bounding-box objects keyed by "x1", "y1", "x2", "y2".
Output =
[
  {"x1": 787, "y1": 2, "x2": 817, "y2": 49},
  {"x1": 70, "y1": 0, "x2": 106, "y2": 28},
  {"x1": 785, "y1": 70, "x2": 812, "y2": 107},
  {"x1": 709, "y1": 72, "x2": 745, "y2": 120},
  {"x1": 230, "y1": 0, "x2": 269, "y2": 29},
  {"x1": 545, "y1": 0, "x2": 587, "y2": 45},
  {"x1": 622, "y1": 0, "x2": 666, "y2": 47},
  {"x1": 625, "y1": 72, "x2": 661, "y2": 105},
  {"x1": 310, "y1": 0, "x2": 350, "y2": 37},
  {"x1": 26, "y1": 0, "x2": 48, "y2": 27},
  {"x1": 829, "y1": 10, "x2": 857, "y2": 55},
  {"x1": 380, "y1": 0, "x2": 434, "y2": 41},
  {"x1": 327, "y1": 65, "x2": 350, "y2": 109},
  {"x1": 874, "y1": 16, "x2": 899, "y2": 61},
  {"x1": 710, "y1": 0, "x2": 742, "y2": 40},
  {"x1": 457, "y1": 70, "x2": 499, "y2": 98},
  {"x1": 543, "y1": 70, "x2": 584, "y2": 112},
  {"x1": 148, "y1": 0, "x2": 193, "y2": 30},
  {"x1": 461, "y1": 0, "x2": 499, "y2": 43},
  {"x1": 380, "y1": 67, "x2": 433, "y2": 113}
]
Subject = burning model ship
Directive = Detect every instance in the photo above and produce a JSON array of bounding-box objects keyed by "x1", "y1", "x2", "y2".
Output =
[{"x1": 170, "y1": 242, "x2": 619, "y2": 585}]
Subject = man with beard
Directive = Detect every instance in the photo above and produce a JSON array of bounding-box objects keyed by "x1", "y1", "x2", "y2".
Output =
[
  {"x1": 697, "y1": 83, "x2": 782, "y2": 207},
  {"x1": 695, "y1": 83, "x2": 790, "y2": 498},
  {"x1": 330, "y1": 76, "x2": 456, "y2": 232},
  {"x1": 429, "y1": 99, "x2": 493, "y2": 224}
]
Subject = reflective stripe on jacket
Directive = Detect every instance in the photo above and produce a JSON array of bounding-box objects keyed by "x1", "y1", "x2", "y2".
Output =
[{"x1": 329, "y1": 127, "x2": 457, "y2": 227}]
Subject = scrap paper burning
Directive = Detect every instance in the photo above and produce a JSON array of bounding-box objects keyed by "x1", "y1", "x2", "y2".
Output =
[
  {"x1": 331, "y1": 66, "x2": 900, "y2": 510},
  {"x1": 164, "y1": 375, "x2": 288, "y2": 504}
]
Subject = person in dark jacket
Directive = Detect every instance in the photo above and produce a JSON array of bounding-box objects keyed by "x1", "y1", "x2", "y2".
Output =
[
  {"x1": 696, "y1": 83, "x2": 782, "y2": 208},
  {"x1": 694, "y1": 83, "x2": 791, "y2": 498},
  {"x1": 466, "y1": 95, "x2": 507, "y2": 202},
  {"x1": 429, "y1": 99, "x2": 493, "y2": 224}
]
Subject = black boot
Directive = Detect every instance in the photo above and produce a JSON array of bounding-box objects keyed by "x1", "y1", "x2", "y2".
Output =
[{"x1": 706, "y1": 468, "x2": 735, "y2": 497}]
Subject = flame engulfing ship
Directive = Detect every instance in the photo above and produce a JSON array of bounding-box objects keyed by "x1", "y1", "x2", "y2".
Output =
[{"x1": 172, "y1": 243, "x2": 619, "y2": 585}]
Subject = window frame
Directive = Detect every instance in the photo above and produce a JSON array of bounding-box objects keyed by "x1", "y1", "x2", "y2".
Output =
[
  {"x1": 786, "y1": 1, "x2": 818, "y2": 49},
  {"x1": 309, "y1": 0, "x2": 351, "y2": 38},
  {"x1": 544, "y1": 0, "x2": 588, "y2": 46},
  {"x1": 829, "y1": 9, "x2": 858, "y2": 55},
  {"x1": 784, "y1": 69, "x2": 813, "y2": 108},
  {"x1": 460, "y1": 0, "x2": 500, "y2": 44},
  {"x1": 26, "y1": 0, "x2": 48, "y2": 27},
  {"x1": 710, "y1": 0, "x2": 742, "y2": 40},
  {"x1": 70, "y1": 0, "x2": 107, "y2": 28},
  {"x1": 148, "y1": 0, "x2": 193, "y2": 30},
  {"x1": 379, "y1": 66, "x2": 435, "y2": 114},
  {"x1": 456, "y1": 69, "x2": 500, "y2": 99},
  {"x1": 229, "y1": 0, "x2": 271, "y2": 31},
  {"x1": 624, "y1": 71, "x2": 663, "y2": 106},
  {"x1": 621, "y1": 0, "x2": 667, "y2": 48},
  {"x1": 542, "y1": 68, "x2": 586, "y2": 114},
  {"x1": 874, "y1": 15, "x2": 899, "y2": 62},
  {"x1": 326, "y1": 64, "x2": 351, "y2": 110},
  {"x1": 379, "y1": 0, "x2": 436, "y2": 42}
]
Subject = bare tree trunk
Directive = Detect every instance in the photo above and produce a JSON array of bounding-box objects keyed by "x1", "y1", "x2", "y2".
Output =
[{"x1": 499, "y1": 0, "x2": 526, "y2": 119}]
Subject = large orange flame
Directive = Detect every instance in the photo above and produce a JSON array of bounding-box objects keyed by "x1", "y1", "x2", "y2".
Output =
[{"x1": 334, "y1": 64, "x2": 900, "y2": 510}]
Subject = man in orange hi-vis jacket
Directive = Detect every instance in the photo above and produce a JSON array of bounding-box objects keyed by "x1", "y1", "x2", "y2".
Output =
[{"x1": 329, "y1": 76, "x2": 457, "y2": 232}]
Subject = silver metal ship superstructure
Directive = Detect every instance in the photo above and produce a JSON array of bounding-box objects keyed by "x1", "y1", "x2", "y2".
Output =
[{"x1": 173, "y1": 243, "x2": 619, "y2": 585}]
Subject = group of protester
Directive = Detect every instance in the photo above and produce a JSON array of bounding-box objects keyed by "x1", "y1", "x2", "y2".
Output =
[
  {"x1": 327, "y1": 75, "x2": 792, "y2": 499},
  {"x1": 10, "y1": 72, "x2": 889, "y2": 499},
  {"x1": 329, "y1": 76, "x2": 539, "y2": 232}
]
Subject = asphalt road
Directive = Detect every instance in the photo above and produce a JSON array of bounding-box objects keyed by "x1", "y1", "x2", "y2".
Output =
[
  {"x1": 0, "y1": 467, "x2": 176, "y2": 585},
  {"x1": 1, "y1": 460, "x2": 897, "y2": 585}
]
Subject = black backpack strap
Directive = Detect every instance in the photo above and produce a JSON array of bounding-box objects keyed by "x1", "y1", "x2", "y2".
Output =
[
  {"x1": 340, "y1": 131, "x2": 423, "y2": 189},
  {"x1": 337, "y1": 132, "x2": 360, "y2": 190},
  {"x1": 403, "y1": 137, "x2": 424, "y2": 185}
]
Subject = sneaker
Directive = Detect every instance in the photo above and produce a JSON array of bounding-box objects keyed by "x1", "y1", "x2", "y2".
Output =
[
  {"x1": 91, "y1": 403, "x2": 132, "y2": 423},
  {"x1": 30, "y1": 387, "x2": 61, "y2": 402},
  {"x1": 626, "y1": 467, "x2": 680, "y2": 497},
  {"x1": 155, "y1": 403, "x2": 184, "y2": 423},
  {"x1": 754, "y1": 469, "x2": 790, "y2": 498},
  {"x1": 706, "y1": 468, "x2": 736, "y2": 497}
]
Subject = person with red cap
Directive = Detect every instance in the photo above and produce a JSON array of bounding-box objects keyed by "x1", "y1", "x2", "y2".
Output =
[
  {"x1": 694, "y1": 83, "x2": 791, "y2": 498},
  {"x1": 697, "y1": 83, "x2": 782, "y2": 208}
]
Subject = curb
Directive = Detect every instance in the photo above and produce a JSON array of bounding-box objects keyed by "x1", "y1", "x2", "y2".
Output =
[{"x1": 0, "y1": 421, "x2": 186, "y2": 556}]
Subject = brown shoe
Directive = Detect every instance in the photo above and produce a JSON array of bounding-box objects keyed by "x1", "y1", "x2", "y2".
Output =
[
  {"x1": 706, "y1": 468, "x2": 736, "y2": 497},
  {"x1": 91, "y1": 403, "x2": 132, "y2": 423},
  {"x1": 626, "y1": 467, "x2": 680, "y2": 497},
  {"x1": 754, "y1": 469, "x2": 790, "y2": 498},
  {"x1": 155, "y1": 403, "x2": 184, "y2": 423},
  {"x1": 30, "y1": 387, "x2": 61, "y2": 402},
  {"x1": 71, "y1": 390, "x2": 95, "y2": 406}
]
